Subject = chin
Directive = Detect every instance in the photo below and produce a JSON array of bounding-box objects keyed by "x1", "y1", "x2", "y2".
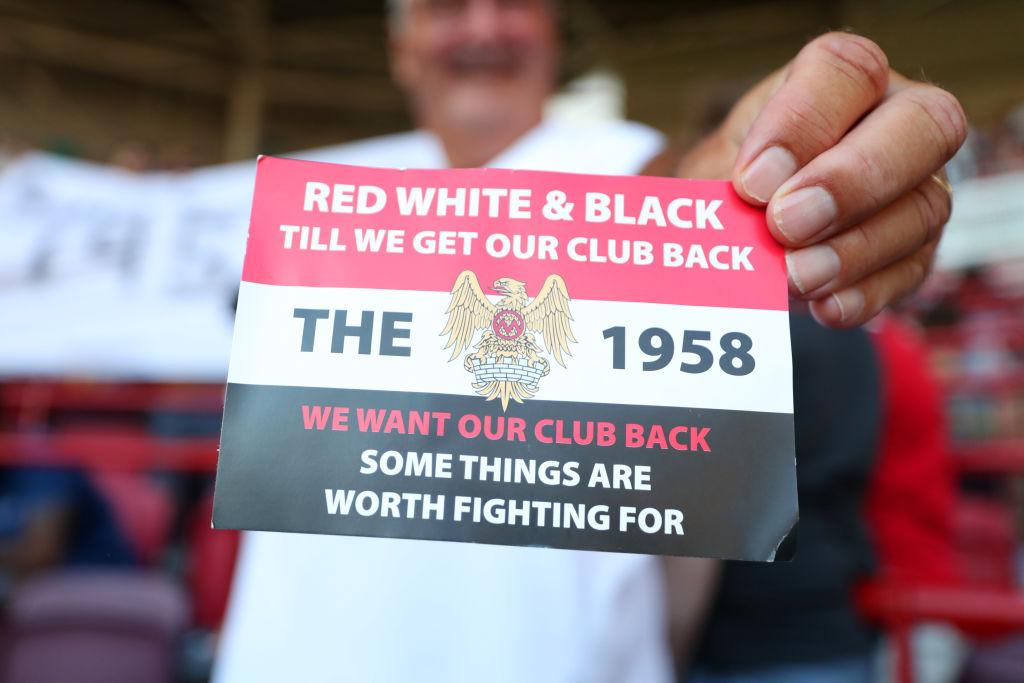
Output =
[{"x1": 442, "y1": 84, "x2": 539, "y2": 131}]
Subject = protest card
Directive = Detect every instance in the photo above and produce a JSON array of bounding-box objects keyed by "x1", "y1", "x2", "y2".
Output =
[{"x1": 212, "y1": 156, "x2": 797, "y2": 560}]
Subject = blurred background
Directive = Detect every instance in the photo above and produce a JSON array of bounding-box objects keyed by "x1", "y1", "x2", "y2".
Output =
[{"x1": 0, "y1": 0, "x2": 1023, "y2": 682}]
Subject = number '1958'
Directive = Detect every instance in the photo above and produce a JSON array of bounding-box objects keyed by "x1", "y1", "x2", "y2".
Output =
[{"x1": 602, "y1": 327, "x2": 755, "y2": 376}]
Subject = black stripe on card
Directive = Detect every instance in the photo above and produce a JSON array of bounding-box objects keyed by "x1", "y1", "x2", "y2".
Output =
[{"x1": 213, "y1": 383, "x2": 797, "y2": 560}]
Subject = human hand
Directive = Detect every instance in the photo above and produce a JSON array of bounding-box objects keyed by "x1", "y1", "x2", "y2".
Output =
[{"x1": 676, "y1": 32, "x2": 966, "y2": 328}]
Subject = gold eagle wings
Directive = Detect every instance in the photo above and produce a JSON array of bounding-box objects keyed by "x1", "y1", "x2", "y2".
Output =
[{"x1": 441, "y1": 270, "x2": 576, "y2": 366}]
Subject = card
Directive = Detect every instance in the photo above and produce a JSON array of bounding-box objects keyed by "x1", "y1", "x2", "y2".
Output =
[{"x1": 213, "y1": 156, "x2": 797, "y2": 560}]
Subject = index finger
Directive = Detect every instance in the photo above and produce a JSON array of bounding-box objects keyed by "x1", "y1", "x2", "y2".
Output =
[{"x1": 733, "y1": 32, "x2": 890, "y2": 204}]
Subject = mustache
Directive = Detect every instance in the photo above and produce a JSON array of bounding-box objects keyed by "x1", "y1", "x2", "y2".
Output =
[{"x1": 445, "y1": 43, "x2": 527, "y2": 72}]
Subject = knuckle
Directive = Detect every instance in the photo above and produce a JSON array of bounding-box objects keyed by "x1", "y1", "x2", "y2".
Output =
[
  {"x1": 866, "y1": 250, "x2": 933, "y2": 318},
  {"x1": 810, "y1": 32, "x2": 889, "y2": 99},
  {"x1": 827, "y1": 224, "x2": 875, "y2": 291},
  {"x1": 844, "y1": 146, "x2": 889, "y2": 209},
  {"x1": 904, "y1": 85, "x2": 969, "y2": 159},
  {"x1": 778, "y1": 98, "x2": 837, "y2": 150},
  {"x1": 841, "y1": 223, "x2": 877, "y2": 269},
  {"x1": 908, "y1": 181, "x2": 950, "y2": 246}
]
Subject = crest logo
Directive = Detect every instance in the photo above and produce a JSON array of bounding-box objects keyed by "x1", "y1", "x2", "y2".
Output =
[
  {"x1": 493, "y1": 310, "x2": 525, "y2": 340},
  {"x1": 441, "y1": 270, "x2": 576, "y2": 410}
]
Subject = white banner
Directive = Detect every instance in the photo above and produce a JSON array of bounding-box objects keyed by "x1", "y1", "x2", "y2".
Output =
[
  {"x1": 0, "y1": 152, "x2": 254, "y2": 379},
  {"x1": 935, "y1": 171, "x2": 1024, "y2": 270}
]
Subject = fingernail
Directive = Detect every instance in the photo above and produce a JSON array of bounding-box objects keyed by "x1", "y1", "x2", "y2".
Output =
[
  {"x1": 773, "y1": 186, "x2": 836, "y2": 243},
  {"x1": 786, "y1": 245, "x2": 841, "y2": 295},
  {"x1": 740, "y1": 146, "x2": 798, "y2": 203},
  {"x1": 812, "y1": 289, "x2": 865, "y2": 326}
]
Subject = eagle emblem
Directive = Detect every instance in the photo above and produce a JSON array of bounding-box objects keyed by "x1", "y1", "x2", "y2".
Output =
[{"x1": 441, "y1": 270, "x2": 576, "y2": 410}]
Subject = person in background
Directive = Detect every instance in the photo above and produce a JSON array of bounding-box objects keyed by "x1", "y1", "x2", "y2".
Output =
[
  {"x1": 215, "y1": 1, "x2": 966, "y2": 681},
  {"x1": 865, "y1": 313, "x2": 959, "y2": 589},
  {"x1": 680, "y1": 314, "x2": 883, "y2": 683},
  {"x1": 675, "y1": 315, "x2": 963, "y2": 683},
  {"x1": 0, "y1": 466, "x2": 135, "y2": 600},
  {"x1": 865, "y1": 312, "x2": 964, "y2": 683}
]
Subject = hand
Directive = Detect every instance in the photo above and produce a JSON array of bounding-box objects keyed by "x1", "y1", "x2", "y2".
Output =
[{"x1": 677, "y1": 32, "x2": 967, "y2": 328}]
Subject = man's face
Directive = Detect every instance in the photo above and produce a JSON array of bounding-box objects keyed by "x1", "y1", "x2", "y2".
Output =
[{"x1": 390, "y1": 0, "x2": 559, "y2": 134}]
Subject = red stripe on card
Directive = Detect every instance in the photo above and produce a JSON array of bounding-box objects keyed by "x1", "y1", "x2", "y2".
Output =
[{"x1": 241, "y1": 156, "x2": 787, "y2": 310}]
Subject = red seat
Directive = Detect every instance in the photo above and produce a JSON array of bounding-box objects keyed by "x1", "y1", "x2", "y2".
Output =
[
  {"x1": 0, "y1": 569, "x2": 189, "y2": 683},
  {"x1": 954, "y1": 495, "x2": 1019, "y2": 589},
  {"x1": 857, "y1": 496, "x2": 1024, "y2": 683},
  {"x1": 184, "y1": 492, "x2": 240, "y2": 629}
]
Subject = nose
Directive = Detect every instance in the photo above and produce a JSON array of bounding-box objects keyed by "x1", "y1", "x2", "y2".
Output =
[{"x1": 461, "y1": 0, "x2": 502, "y2": 40}]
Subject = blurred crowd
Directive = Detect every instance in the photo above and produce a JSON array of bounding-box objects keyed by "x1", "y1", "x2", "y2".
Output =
[{"x1": 949, "y1": 108, "x2": 1024, "y2": 181}]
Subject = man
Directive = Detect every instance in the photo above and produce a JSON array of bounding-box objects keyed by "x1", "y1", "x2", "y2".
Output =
[{"x1": 214, "y1": 1, "x2": 965, "y2": 681}]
